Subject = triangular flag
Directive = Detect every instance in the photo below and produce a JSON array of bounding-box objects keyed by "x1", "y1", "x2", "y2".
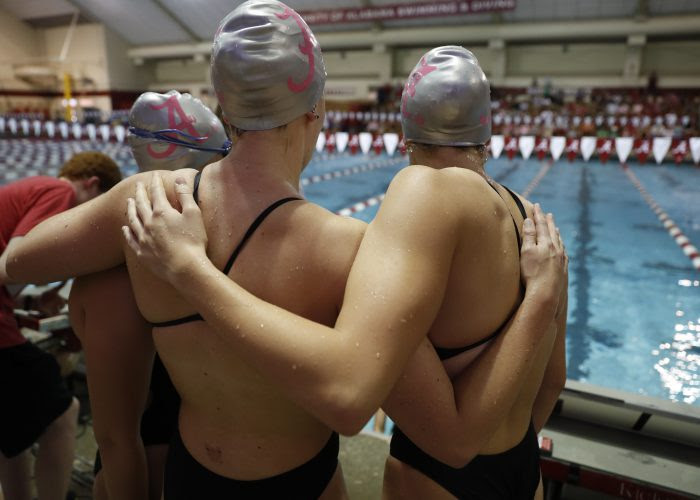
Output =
[
  {"x1": 652, "y1": 137, "x2": 671, "y2": 165},
  {"x1": 20, "y1": 119, "x2": 30, "y2": 135},
  {"x1": 8, "y1": 118, "x2": 17, "y2": 135},
  {"x1": 580, "y1": 136, "x2": 596, "y2": 161},
  {"x1": 615, "y1": 137, "x2": 633, "y2": 163},
  {"x1": 359, "y1": 132, "x2": 372, "y2": 154},
  {"x1": 58, "y1": 122, "x2": 69, "y2": 139},
  {"x1": 490, "y1": 135, "x2": 504, "y2": 159},
  {"x1": 689, "y1": 137, "x2": 700, "y2": 165},
  {"x1": 0, "y1": 116, "x2": 5, "y2": 134},
  {"x1": 518, "y1": 136, "x2": 535, "y2": 160},
  {"x1": 45, "y1": 121, "x2": 56, "y2": 138},
  {"x1": 72, "y1": 123, "x2": 82, "y2": 140},
  {"x1": 550, "y1": 136, "x2": 565, "y2": 161},
  {"x1": 383, "y1": 133, "x2": 399, "y2": 156},
  {"x1": 114, "y1": 124, "x2": 126, "y2": 143},
  {"x1": 335, "y1": 132, "x2": 349, "y2": 153},
  {"x1": 33, "y1": 120, "x2": 42, "y2": 137},
  {"x1": 86, "y1": 123, "x2": 97, "y2": 141},
  {"x1": 99, "y1": 124, "x2": 111, "y2": 142},
  {"x1": 315, "y1": 132, "x2": 326, "y2": 152}
]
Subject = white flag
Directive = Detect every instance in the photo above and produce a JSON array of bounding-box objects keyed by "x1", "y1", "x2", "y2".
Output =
[
  {"x1": 72, "y1": 123, "x2": 82, "y2": 140},
  {"x1": 518, "y1": 136, "x2": 535, "y2": 160},
  {"x1": 335, "y1": 132, "x2": 349, "y2": 153},
  {"x1": 580, "y1": 136, "x2": 596, "y2": 161},
  {"x1": 615, "y1": 137, "x2": 634, "y2": 164},
  {"x1": 359, "y1": 132, "x2": 373, "y2": 154},
  {"x1": 45, "y1": 121, "x2": 56, "y2": 138},
  {"x1": 315, "y1": 132, "x2": 326, "y2": 153},
  {"x1": 690, "y1": 137, "x2": 700, "y2": 165},
  {"x1": 99, "y1": 124, "x2": 111, "y2": 142},
  {"x1": 490, "y1": 135, "x2": 504, "y2": 159},
  {"x1": 383, "y1": 133, "x2": 399, "y2": 157},
  {"x1": 652, "y1": 137, "x2": 671, "y2": 165},
  {"x1": 550, "y1": 136, "x2": 566, "y2": 161},
  {"x1": 114, "y1": 124, "x2": 126, "y2": 143}
]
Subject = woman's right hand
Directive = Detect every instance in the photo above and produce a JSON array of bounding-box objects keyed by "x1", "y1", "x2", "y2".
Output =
[
  {"x1": 519, "y1": 203, "x2": 568, "y2": 310},
  {"x1": 123, "y1": 172, "x2": 209, "y2": 285}
]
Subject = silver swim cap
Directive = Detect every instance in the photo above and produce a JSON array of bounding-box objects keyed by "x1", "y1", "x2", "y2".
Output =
[
  {"x1": 211, "y1": 0, "x2": 326, "y2": 131},
  {"x1": 401, "y1": 46, "x2": 491, "y2": 146},
  {"x1": 128, "y1": 90, "x2": 229, "y2": 172}
]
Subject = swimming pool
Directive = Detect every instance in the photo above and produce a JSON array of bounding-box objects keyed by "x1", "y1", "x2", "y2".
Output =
[
  {"x1": 302, "y1": 151, "x2": 700, "y2": 408},
  {"x1": 1, "y1": 139, "x2": 698, "y2": 408}
]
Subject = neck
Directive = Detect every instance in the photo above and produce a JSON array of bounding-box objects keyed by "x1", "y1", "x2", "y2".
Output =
[
  {"x1": 220, "y1": 127, "x2": 306, "y2": 193},
  {"x1": 410, "y1": 146, "x2": 486, "y2": 178}
]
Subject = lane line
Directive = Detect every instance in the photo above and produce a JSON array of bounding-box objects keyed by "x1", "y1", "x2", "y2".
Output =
[
  {"x1": 336, "y1": 193, "x2": 385, "y2": 217},
  {"x1": 522, "y1": 160, "x2": 553, "y2": 198},
  {"x1": 302, "y1": 157, "x2": 405, "y2": 186},
  {"x1": 623, "y1": 165, "x2": 700, "y2": 271}
]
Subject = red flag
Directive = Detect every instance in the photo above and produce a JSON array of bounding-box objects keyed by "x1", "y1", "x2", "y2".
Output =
[
  {"x1": 671, "y1": 139, "x2": 687, "y2": 165},
  {"x1": 505, "y1": 136, "x2": 518, "y2": 160},
  {"x1": 535, "y1": 137, "x2": 549, "y2": 161},
  {"x1": 325, "y1": 131, "x2": 336, "y2": 153},
  {"x1": 565, "y1": 138, "x2": 579, "y2": 162},
  {"x1": 597, "y1": 138, "x2": 613, "y2": 164},
  {"x1": 372, "y1": 134, "x2": 384, "y2": 155},
  {"x1": 634, "y1": 138, "x2": 650, "y2": 164},
  {"x1": 398, "y1": 136, "x2": 406, "y2": 156},
  {"x1": 348, "y1": 134, "x2": 359, "y2": 155}
]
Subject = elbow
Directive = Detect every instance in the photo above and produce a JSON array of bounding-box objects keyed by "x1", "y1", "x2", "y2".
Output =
[{"x1": 323, "y1": 385, "x2": 381, "y2": 437}]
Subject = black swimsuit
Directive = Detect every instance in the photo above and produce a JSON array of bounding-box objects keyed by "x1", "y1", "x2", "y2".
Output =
[
  {"x1": 390, "y1": 183, "x2": 541, "y2": 499},
  {"x1": 155, "y1": 172, "x2": 339, "y2": 497},
  {"x1": 151, "y1": 171, "x2": 301, "y2": 328}
]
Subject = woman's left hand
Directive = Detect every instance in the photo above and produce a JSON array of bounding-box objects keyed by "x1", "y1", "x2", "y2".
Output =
[{"x1": 123, "y1": 172, "x2": 208, "y2": 284}]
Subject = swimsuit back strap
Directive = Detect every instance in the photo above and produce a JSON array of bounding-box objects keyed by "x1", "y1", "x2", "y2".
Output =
[
  {"x1": 222, "y1": 197, "x2": 302, "y2": 275},
  {"x1": 192, "y1": 171, "x2": 202, "y2": 205}
]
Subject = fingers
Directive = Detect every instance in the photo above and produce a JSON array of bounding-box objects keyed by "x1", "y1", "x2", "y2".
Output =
[
  {"x1": 546, "y1": 213, "x2": 558, "y2": 250},
  {"x1": 134, "y1": 181, "x2": 152, "y2": 225},
  {"x1": 122, "y1": 225, "x2": 139, "y2": 254},
  {"x1": 150, "y1": 172, "x2": 170, "y2": 213},
  {"x1": 520, "y1": 217, "x2": 536, "y2": 252},
  {"x1": 174, "y1": 177, "x2": 198, "y2": 214},
  {"x1": 127, "y1": 197, "x2": 145, "y2": 242},
  {"x1": 533, "y1": 203, "x2": 548, "y2": 246}
]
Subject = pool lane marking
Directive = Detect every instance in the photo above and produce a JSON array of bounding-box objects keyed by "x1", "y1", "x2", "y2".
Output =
[
  {"x1": 302, "y1": 157, "x2": 405, "y2": 186},
  {"x1": 336, "y1": 193, "x2": 385, "y2": 216},
  {"x1": 622, "y1": 165, "x2": 700, "y2": 271},
  {"x1": 522, "y1": 160, "x2": 553, "y2": 198}
]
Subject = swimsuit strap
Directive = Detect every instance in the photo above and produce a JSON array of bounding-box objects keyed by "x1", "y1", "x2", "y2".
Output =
[
  {"x1": 192, "y1": 170, "x2": 202, "y2": 205},
  {"x1": 433, "y1": 182, "x2": 527, "y2": 361},
  {"x1": 487, "y1": 182, "x2": 524, "y2": 252},
  {"x1": 150, "y1": 184, "x2": 301, "y2": 328},
  {"x1": 222, "y1": 197, "x2": 302, "y2": 275}
]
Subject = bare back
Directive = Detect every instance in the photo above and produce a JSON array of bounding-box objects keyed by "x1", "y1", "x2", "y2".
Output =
[
  {"x1": 125, "y1": 163, "x2": 365, "y2": 486},
  {"x1": 381, "y1": 165, "x2": 561, "y2": 499},
  {"x1": 429, "y1": 168, "x2": 556, "y2": 452}
]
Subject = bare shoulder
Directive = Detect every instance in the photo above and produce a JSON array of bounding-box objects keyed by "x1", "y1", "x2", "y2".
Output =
[{"x1": 292, "y1": 201, "x2": 366, "y2": 250}]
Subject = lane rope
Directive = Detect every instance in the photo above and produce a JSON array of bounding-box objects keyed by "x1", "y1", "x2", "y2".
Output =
[{"x1": 623, "y1": 165, "x2": 700, "y2": 271}]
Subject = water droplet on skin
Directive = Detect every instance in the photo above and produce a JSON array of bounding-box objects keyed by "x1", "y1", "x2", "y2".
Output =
[
  {"x1": 355, "y1": 342, "x2": 360, "y2": 347},
  {"x1": 376, "y1": 352, "x2": 381, "y2": 359},
  {"x1": 260, "y1": 323, "x2": 264, "y2": 328},
  {"x1": 292, "y1": 364, "x2": 297, "y2": 370}
]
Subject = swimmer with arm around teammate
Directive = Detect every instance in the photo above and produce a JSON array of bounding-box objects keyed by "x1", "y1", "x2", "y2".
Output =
[
  {"x1": 125, "y1": 45, "x2": 567, "y2": 499},
  {"x1": 8, "y1": 6, "x2": 564, "y2": 497},
  {"x1": 69, "y1": 91, "x2": 229, "y2": 500}
]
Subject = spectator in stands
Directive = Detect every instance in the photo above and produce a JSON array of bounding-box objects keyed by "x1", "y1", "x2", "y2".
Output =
[{"x1": 0, "y1": 151, "x2": 121, "y2": 500}]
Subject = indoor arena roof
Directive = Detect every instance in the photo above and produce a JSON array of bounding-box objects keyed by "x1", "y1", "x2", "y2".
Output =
[{"x1": 2, "y1": 0, "x2": 700, "y2": 46}]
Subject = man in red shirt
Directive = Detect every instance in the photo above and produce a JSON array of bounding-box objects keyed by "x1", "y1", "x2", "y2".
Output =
[{"x1": 0, "y1": 151, "x2": 121, "y2": 500}]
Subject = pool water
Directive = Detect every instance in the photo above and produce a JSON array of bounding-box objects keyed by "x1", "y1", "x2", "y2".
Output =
[
  {"x1": 1, "y1": 140, "x2": 698, "y2": 407},
  {"x1": 302, "y1": 151, "x2": 700, "y2": 408}
]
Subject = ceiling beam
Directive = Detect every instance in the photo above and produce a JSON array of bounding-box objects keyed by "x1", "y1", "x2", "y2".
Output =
[
  {"x1": 127, "y1": 14, "x2": 700, "y2": 59},
  {"x1": 152, "y1": 0, "x2": 200, "y2": 42}
]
